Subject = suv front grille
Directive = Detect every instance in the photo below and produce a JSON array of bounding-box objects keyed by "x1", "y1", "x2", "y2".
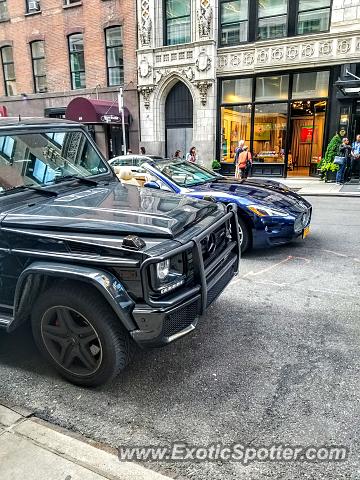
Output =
[
  {"x1": 200, "y1": 223, "x2": 228, "y2": 267},
  {"x1": 207, "y1": 265, "x2": 235, "y2": 307}
]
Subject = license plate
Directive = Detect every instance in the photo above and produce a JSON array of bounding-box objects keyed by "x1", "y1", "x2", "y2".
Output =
[{"x1": 303, "y1": 226, "x2": 310, "y2": 239}]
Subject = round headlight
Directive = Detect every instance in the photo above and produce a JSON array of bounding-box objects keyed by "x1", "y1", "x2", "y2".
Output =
[{"x1": 156, "y1": 259, "x2": 170, "y2": 280}]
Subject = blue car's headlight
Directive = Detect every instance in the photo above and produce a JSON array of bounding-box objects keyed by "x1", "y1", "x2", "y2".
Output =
[{"x1": 248, "y1": 205, "x2": 288, "y2": 217}]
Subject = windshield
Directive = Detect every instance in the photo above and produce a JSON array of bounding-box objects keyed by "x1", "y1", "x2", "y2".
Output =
[
  {"x1": 156, "y1": 161, "x2": 218, "y2": 187},
  {"x1": 0, "y1": 129, "x2": 109, "y2": 193}
]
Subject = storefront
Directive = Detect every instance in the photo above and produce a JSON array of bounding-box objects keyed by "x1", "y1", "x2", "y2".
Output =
[
  {"x1": 65, "y1": 97, "x2": 131, "y2": 159},
  {"x1": 219, "y1": 69, "x2": 331, "y2": 177}
]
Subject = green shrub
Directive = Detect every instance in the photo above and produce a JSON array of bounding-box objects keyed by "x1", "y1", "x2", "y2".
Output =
[
  {"x1": 212, "y1": 160, "x2": 221, "y2": 170},
  {"x1": 320, "y1": 133, "x2": 342, "y2": 174}
]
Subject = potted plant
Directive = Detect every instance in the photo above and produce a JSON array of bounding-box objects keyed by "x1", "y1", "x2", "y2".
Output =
[
  {"x1": 320, "y1": 133, "x2": 342, "y2": 182},
  {"x1": 321, "y1": 161, "x2": 339, "y2": 183},
  {"x1": 212, "y1": 159, "x2": 221, "y2": 172}
]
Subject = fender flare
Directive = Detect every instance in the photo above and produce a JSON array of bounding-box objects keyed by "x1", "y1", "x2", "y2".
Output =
[{"x1": 11, "y1": 262, "x2": 136, "y2": 332}]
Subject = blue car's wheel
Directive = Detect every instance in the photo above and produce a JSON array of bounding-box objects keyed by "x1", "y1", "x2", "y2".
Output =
[{"x1": 238, "y1": 216, "x2": 251, "y2": 253}]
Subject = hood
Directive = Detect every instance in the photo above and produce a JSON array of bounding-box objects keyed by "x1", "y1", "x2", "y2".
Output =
[
  {"x1": 1, "y1": 181, "x2": 222, "y2": 239},
  {"x1": 188, "y1": 178, "x2": 310, "y2": 216}
]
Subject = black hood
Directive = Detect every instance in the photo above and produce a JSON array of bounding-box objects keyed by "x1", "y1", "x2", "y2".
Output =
[{"x1": 1, "y1": 181, "x2": 223, "y2": 239}]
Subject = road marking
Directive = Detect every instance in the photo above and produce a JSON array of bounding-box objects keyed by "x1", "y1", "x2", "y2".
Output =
[
  {"x1": 242, "y1": 256, "x2": 293, "y2": 278},
  {"x1": 322, "y1": 249, "x2": 348, "y2": 258}
]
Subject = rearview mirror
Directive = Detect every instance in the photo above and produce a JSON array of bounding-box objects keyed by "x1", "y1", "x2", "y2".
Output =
[{"x1": 144, "y1": 181, "x2": 160, "y2": 190}]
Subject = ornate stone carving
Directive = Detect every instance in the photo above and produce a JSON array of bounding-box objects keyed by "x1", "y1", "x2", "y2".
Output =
[
  {"x1": 138, "y1": 58, "x2": 152, "y2": 78},
  {"x1": 138, "y1": 85, "x2": 154, "y2": 109},
  {"x1": 153, "y1": 66, "x2": 195, "y2": 85},
  {"x1": 319, "y1": 41, "x2": 333, "y2": 56},
  {"x1": 287, "y1": 46, "x2": 299, "y2": 60},
  {"x1": 230, "y1": 54, "x2": 241, "y2": 67},
  {"x1": 271, "y1": 47, "x2": 284, "y2": 61},
  {"x1": 257, "y1": 49, "x2": 268, "y2": 63},
  {"x1": 194, "y1": 80, "x2": 212, "y2": 106},
  {"x1": 139, "y1": 0, "x2": 152, "y2": 47},
  {"x1": 337, "y1": 39, "x2": 351, "y2": 54},
  {"x1": 302, "y1": 44, "x2": 315, "y2": 57},
  {"x1": 218, "y1": 55, "x2": 228, "y2": 69},
  {"x1": 243, "y1": 52, "x2": 254, "y2": 66},
  {"x1": 196, "y1": 49, "x2": 212, "y2": 72},
  {"x1": 197, "y1": 0, "x2": 213, "y2": 38}
]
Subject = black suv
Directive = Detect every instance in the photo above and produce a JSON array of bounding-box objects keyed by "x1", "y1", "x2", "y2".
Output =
[{"x1": 0, "y1": 119, "x2": 240, "y2": 386}]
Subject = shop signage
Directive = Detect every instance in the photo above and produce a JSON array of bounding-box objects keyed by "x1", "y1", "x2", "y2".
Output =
[{"x1": 101, "y1": 114, "x2": 121, "y2": 123}]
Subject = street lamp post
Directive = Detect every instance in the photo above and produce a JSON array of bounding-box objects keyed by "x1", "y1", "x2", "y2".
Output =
[{"x1": 118, "y1": 87, "x2": 127, "y2": 155}]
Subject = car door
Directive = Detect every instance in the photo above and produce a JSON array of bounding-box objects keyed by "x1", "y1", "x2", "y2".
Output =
[{"x1": 0, "y1": 215, "x2": 16, "y2": 307}]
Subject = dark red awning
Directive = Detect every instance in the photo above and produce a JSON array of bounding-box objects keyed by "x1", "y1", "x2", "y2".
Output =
[{"x1": 65, "y1": 97, "x2": 130, "y2": 124}]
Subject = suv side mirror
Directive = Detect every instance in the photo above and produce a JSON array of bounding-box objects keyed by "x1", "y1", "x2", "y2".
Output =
[{"x1": 144, "y1": 181, "x2": 160, "y2": 190}]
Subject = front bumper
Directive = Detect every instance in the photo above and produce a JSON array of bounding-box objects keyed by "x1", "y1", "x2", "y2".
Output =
[
  {"x1": 252, "y1": 206, "x2": 312, "y2": 249},
  {"x1": 130, "y1": 207, "x2": 240, "y2": 348}
]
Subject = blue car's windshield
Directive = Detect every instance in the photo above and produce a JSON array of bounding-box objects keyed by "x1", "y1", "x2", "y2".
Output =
[{"x1": 156, "y1": 161, "x2": 218, "y2": 187}]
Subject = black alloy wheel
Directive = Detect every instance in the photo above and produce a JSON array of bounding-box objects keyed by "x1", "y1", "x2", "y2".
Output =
[
  {"x1": 32, "y1": 283, "x2": 133, "y2": 387},
  {"x1": 41, "y1": 306, "x2": 102, "y2": 377}
]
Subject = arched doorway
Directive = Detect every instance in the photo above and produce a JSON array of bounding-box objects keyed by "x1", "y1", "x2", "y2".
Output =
[{"x1": 165, "y1": 81, "x2": 193, "y2": 159}]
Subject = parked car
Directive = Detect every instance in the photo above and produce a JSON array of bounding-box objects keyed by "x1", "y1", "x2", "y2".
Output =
[
  {"x1": 108, "y1": 155, "x2": 164, "y2": 173},
  {"x1": 0, "y1": 119, "x2": 240, "y2": 387},
  {"x1": 114, "y1": 159, "x2": 312, "y2": 253}
]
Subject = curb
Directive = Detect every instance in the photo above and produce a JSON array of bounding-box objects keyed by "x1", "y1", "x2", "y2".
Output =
[
  {"x1": 0, "y1": 403, "x2": 172, "y2": 480},
  {"x1": 299, "y1": 192, "x2": 360, "y2": 198}
]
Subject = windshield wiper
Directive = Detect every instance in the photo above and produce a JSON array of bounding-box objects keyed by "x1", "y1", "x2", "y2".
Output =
[
  {"x1": 2, "y1": 185, "x2": 58, "y2": 197},
  {"x1": 53, "y1": 175, "x2": 98, "y2": 186}
]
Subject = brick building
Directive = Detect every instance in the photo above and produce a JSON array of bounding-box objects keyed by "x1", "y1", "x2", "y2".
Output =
[{"x1": 0, "y1": 0, "x2": 139, "y2": 157}]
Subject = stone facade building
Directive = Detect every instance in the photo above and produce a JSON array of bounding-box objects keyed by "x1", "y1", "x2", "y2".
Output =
[
  {"x1": 137, "y1": 0, "x2": 360, "y2": 176},
  {"x1": 0, "y1": 0, "x2": 139, "y2": 157}
]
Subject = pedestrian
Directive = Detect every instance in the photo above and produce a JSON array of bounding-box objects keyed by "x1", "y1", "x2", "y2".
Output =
[
  {"x1": 173, "y1": 150, "x2": 182, "y2": 159},
  {"x1": 236, "y1": 146, "x2": 252, "y2": 180},
  {"x1": 127, "y1": 149, "x2": 133, "y2": 155},
  {"x1": 186, "y1": 146, "x2": 197, "y2": 163},
  {"x1": 336, "y1": 138, "x2": 352, "y2": 185},
  {"x1": 140, "y1": 146, "x2": 146, "y2": 155},
  {"x1": 351, "y1": 134, "x2": 360, "y2": 182}
]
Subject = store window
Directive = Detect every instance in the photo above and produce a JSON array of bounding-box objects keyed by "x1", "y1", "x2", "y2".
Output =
[
  {"x1": 68, "y1": 33, "x2": 85, "y2": 90},
  {"x1": 31, "y1": 41, "x2": 47, "y2": 93},
  {"x1": 0, "y1": 46, "x2": 16, "y2": 96},
  {"x1": 257, "y1": 0, "x2": 288, "y2": 40},
  {"x1": 105, "y1": 26, "x2": 123, "y2": 86},
  {"x1": 253, "y1": 103, "x2": 287, "y2": 164},
  {"x1": 164, "y1": 0, "x2": 191, "y2": 45},
  {"x1": 297, "y1": 0, "x2": 331, "y2": 35},
  {"x1": 165, "y1": 0, "x2": 191, "y2": 45},
  {"x1": 292, "y1": 71, "x2": 329, "y2": 99},
  {"x1": 0, "y1": 0, "x2": 8, "y2": 20},
  {"x1": 220, "y1": 0, "x2": 248, "y2": 46},
  {"x1": 221, "y1": 105, "x2": 252, "y2": 162},
  {"x1": 222, "y1": 78, "x2": 253, "y2": 103},
  {"x1": 255, "y1": 75, "x2": 289, "y2": 102}
]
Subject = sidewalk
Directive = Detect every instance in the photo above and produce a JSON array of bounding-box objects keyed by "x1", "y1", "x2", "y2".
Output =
[
  {"x1": 0, "y1": 403, "x2": 171, "y2": 480},
  {"x1": 279, "y1": 177, "x2": 360, "y2": 197}
]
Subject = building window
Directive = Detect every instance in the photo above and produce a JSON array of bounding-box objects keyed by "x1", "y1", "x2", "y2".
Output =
[
  {"x1": 255, "y1": 75, "x2": 289, "y2": 101},
  {"x1": 292, "y1": 71, "x2": 330, "y2": 99},
  {"x1": 257, "y1": 0, "x2": 288, "y2": 40},
  {"x1": 220, "y1": 0, "x2": 248, "y2": 46},
  {"x1": 68, "y1": 33, "x2": 85, "y2": 90},
  {"x1": 0, "y1": 0, "x2": 9, "y2": 20},
  {"x1": 105, "y1": 26, "x2": 123, "y2": 86},
  {"x1": 297, "y1": 0, "x2": 331, "y2": 35},
  {"x1": 165, "y1": 0, "x2": 191, "y2": 45},
  {"x1": 26, "y1": 0, "x2": 41, "y2": 13},
  {"x1": 31, "y1": 41, "x2": 47, "y2": 93},
  {"x1": 222, "y1": 78, "x2": 253, "y2": 103},
  {"x1": 0, "y1": 46, "x2": 16, "y2": 96},
  {"x1": 63, "y1": 0, "x2": 80, "y2": 5}
]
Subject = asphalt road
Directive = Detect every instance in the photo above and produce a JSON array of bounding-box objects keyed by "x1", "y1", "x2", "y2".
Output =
[{"x1": 0, "y1": 197, "x2": 359, "y2": 480}]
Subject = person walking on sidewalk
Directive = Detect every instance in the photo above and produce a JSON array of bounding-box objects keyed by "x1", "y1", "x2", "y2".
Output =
[
  {"x1": 336, "y1": 138, "x2": 352, "y2": 185},
  {"x1": 236, "y1": 146, "x2": 252, "y2": 180},
  {"x1": 351, "y1": 134, "x2": 360, "y2": 182}
]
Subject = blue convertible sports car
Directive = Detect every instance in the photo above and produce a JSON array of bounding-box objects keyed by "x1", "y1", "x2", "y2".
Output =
[{"x1": 114, "y1": 158, "x2": 312, "y2": 253}]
